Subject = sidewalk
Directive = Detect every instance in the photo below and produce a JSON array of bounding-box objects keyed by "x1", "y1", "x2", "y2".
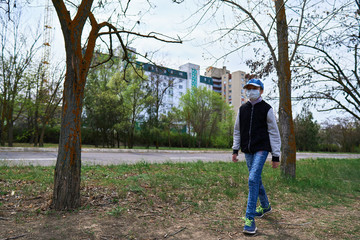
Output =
[{"x1": 0, "y1": 147, "x2": 230, "y2": 154}]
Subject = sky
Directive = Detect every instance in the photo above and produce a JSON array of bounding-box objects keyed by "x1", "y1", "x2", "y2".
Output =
[
  {"x1": 16, "y1": 0, "x2": 351, "y2": 123},
  {"x1": 23, "y1": 0, "x2": 250, "y2": 72}
]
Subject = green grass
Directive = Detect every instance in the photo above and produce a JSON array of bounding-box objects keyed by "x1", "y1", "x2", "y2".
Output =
[
  {"x1": 1, "y1": 159, "x2": 359, "y2": 211},
  {"x1": 1, "y1": 158, "x2": 359, "y2": 239}
]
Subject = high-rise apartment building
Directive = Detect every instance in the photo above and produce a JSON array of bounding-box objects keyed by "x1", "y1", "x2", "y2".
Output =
[
  {"x1": 205, "y1": 66, "x2": 230, "y2": 94},
  {"x1": 205, "y1": 67, "x2": 247, "y2": 114},
  {"x1": 136, "y1": 61, "x2": 247, "y2": 119}
]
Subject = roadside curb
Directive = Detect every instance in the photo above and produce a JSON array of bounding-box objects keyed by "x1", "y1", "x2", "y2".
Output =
[{"x1": 0, "y1": 147, "x2": 231, "y2": 154}]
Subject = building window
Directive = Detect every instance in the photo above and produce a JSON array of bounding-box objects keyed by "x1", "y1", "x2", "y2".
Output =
[
  {"x1": 179, "y1": 85, "x2": 183, "y2": 89},
  {"x1": 179, "y1": 92, "x2": 183, "y2": 96},
  {"x1": 241, "y1": 89, "x2": 244, "y2": 94},
  {"x1": 229, "y1": 90, "x2": 232, "y2": 93},
  {"x1": 229, "y1": 84, "x2": 231, "y2": 88},
  {"x1": 229, "y1": 79, "x2": 232, "y2": 82}
]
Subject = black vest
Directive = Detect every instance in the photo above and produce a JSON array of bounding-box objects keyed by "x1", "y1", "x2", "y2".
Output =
[{"x1": 239, "y1": 101, "x2": 272, "y2": 153}]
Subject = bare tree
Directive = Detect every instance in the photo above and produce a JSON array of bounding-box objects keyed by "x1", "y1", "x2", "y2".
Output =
[
  {"x1": 49, "y1": 0, "x2": 182, "y2": 210},
  {"x1": 294, "y1": 1, "x2": 359, "y2": 120},
  {"x1": 206, "y1": 0, "x2": 300, "y2": 177},
  {"x1": 188, "y1": 0, "x2": 349, "y2": 177},
  {"x1": 0, "y1": 8, "x2": 40, "y2": 146},
  {"x1": 32, "y1": 63, "x2": 65, "y2": 147},
  {"x1": 146, "y1": 69, "x2": 177, "y2": 149}
]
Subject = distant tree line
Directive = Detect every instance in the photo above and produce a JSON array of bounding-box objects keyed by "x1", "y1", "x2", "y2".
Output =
[
  {"x1": 294, "y1": 107, "x2": 360, "y2": 153},
  {"x1": 6, "y1": 49, "x2": 360, "y2": 152}
]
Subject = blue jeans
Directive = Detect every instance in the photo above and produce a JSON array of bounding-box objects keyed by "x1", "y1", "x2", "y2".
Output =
[{"x1": 245, "y1": 151, "x2": 270, "y2": 219}]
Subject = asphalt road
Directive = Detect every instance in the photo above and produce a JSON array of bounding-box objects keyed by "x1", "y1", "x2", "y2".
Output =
[{"x1": 0, "y1": 147, "x2": 359, "y2": 166}]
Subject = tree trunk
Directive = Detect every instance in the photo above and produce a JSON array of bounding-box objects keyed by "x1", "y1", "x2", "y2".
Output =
[
  {"x1": 39, "y1": 124, "x2": 46, "y2": 147},
  {"x1": 1, "y1": 76, "x2": 7, "y2": 147},
  {"x1": 128, "y1": 130, "x2": 134, "y2": 149},
  {"x1": 155, "y1": 114, "x2": 159, "y2": 149},
  {"x1": 51, "y1": 0, "x2": 99, "y2": 210},
  {"x1": 0, "y1": 102, "x2": 5, "y2": 146},
  {"x1": 168, "y1": 130, "x2": 171, "y2": 147},
  {"x1": 0, "y1": 120, "x2": 5, "y2": 146},
  {"x1": 180, "y1": 133, "x2": 183, "y2": 148},
  {"x1": 33, "y1": 108, "x2": 39, "y2": 147},
  {"x1": 7, "y1": 120, "x2": 13, "y2": 147},
  {"x1": 275, "y1": 0, "x2": 296, "y2": 178},
  {"x1": 53, "y1": 51, "x2": 84, "y2": 210}
]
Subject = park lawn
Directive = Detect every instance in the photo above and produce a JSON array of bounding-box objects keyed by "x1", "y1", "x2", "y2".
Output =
[{"x1": 0, "y1": 158, "x2": 359, "y2": 239}]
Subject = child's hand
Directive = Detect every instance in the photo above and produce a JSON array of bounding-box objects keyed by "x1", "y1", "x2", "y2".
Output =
[
  {"x1": 272, "y1": 161, "x2": 280, "y2": 168},
  {"x1": 232, "y1": 154, "x2": 239, "y2": 162}
]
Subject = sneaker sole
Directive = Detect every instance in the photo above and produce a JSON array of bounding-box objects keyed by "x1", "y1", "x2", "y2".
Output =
[
  {"x1": 243, "y1": 227, "x2": 257, "y2": 235},
  {"x1": 255, "y1": 208, "x2": 272, "y2": 218}
]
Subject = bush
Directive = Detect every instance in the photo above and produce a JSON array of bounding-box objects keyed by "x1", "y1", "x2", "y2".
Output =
[
  {"x1": 212, "y1": 135, "x2": 232, "y2": 149},
  {"x1": 81, "y1": 127, "x2": 98, "y2": 145},
  {"x1": 43, "y1": 126, "x2": 60, "y2": 143},
  {"x1": 318, "y1": 143, "x2": 341, "y2": 152}
]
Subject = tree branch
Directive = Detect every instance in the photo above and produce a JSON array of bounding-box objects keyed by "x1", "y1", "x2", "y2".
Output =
[
  {"x1": 289, "y1": 0, "x2": 307, "y2": 64},
  {"x1": 73, "y1": 0, "x2": 94, "y2": 34},
  {"x1": 51, "y1": 0, "x2": 72, "y2": 33},
  {"x1": 98, "y1": 30, "x2": 182, "y2": 44},
  {"x1": 221, "y1": 0, "x2": 278, "y2": 67}
]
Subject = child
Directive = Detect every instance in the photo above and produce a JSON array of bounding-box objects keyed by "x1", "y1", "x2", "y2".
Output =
[{"x1": 232, "y1": 78, "x2": 281, "y2": 235}]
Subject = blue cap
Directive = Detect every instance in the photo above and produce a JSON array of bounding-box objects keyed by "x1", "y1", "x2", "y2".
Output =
[{"x1": 244, "y1": 78, "x2": 264, "y2": 90}]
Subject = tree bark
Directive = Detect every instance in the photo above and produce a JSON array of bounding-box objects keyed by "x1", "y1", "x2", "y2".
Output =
[
  {"x1": 0, "y1": 94, "x2": 6, "y2": 146},
  {"x1": 53, "y1": 51, "x2": 84, "y2": 210},
  {"x1": 275, "y1": 0, "x2": 296, "y2": 178},
  {"x1": 7, "y1": 104, "x2": 14, "y2": 147},
  {"x1": 52, "y1": 0, "x2": 95, "y2": 210},
  {"x1": 39, "y1": 124, "x2": 46, "y2": 147},
  {"x1": 7, "y1": 120, "x2": 13, "y2": 147},
  {"x1": 33, "y1": 106, "x2": 39, "y2": 147}
]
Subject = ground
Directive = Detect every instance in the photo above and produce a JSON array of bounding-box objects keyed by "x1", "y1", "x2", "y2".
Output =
[
  {"x1": 1, "y1": 159, "x2": 359, "y2": 239},
  {"x1": 1, "y1": 189, "x2": 359, "y2": 240}
]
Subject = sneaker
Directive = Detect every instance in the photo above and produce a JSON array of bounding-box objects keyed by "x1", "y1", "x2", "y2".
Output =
[
  {"x1": 242, "y1": 217, "x2": 257, "y2": 235},
  {"x1": 255, "y1": 205, "x2": 272, "y2": 218}
]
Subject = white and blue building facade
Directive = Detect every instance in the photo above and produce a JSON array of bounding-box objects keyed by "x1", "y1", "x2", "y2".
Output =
[{"x1": 136, "y1": 62, "x2": 213, "y2": 117}]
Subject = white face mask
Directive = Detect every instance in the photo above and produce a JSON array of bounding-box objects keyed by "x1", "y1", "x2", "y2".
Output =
[{"x1": 246, "y1": 89, "x2": 261, "y2": 101}]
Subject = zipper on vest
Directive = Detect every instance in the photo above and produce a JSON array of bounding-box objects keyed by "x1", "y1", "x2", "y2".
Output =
[{"x1": 248, "y1": 104, "x2": 254, "y2": 153}]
